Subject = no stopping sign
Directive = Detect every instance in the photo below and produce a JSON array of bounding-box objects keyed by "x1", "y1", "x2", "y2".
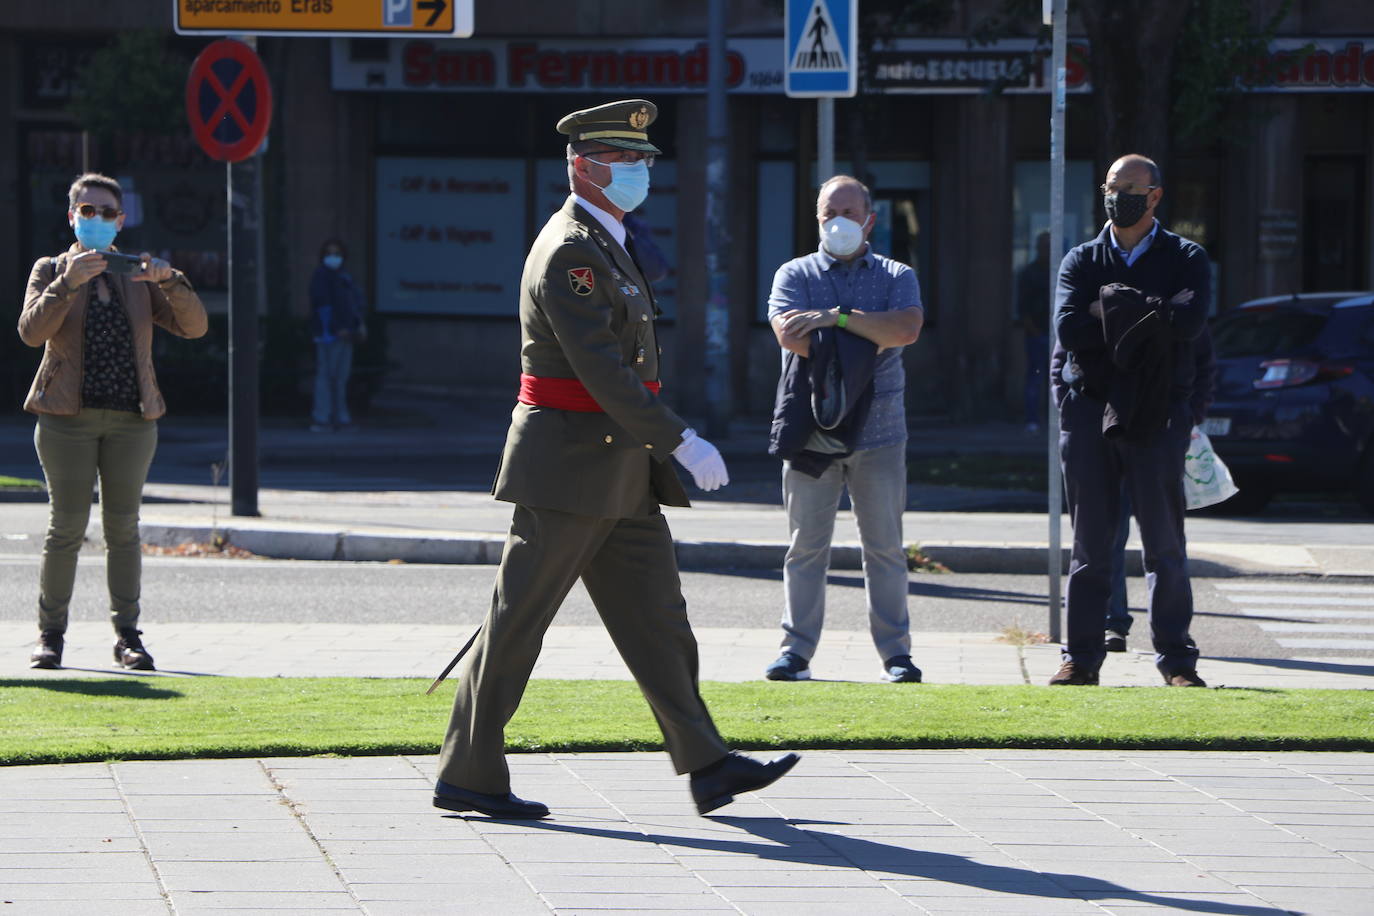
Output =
[{"x1": 186, "y1": 39, "x2": 273, "y2": 162}]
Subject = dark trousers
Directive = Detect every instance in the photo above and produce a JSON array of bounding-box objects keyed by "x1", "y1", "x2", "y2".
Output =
[
  {"x1": 438, "y1": 504, "x2": 729, "y2": 795},
  {"x1": 1023, "y1": 332, "x2": 1049, "y2": 426},
  {"x1": 1059, "y1": 390, "x2": 1199, "y2": 675},
  {"x1": 1107, "y1": 486, "x2": 1132, "y2": 634}
]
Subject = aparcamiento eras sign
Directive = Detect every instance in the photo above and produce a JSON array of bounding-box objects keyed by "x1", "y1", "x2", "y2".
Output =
[{"x1": 174, "y1": 0, "x2": 474, "y2": 38}]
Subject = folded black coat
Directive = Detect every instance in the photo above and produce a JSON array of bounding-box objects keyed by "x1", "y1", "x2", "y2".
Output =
[
  {"x1": 1099, "y1": 282, "x2": 1174, "y2": 440},
  {"x1": 768, "y1": 325, "x2": 878, "y2": 478}
]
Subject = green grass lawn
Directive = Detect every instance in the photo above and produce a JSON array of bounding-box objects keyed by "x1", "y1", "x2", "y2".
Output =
[
  {"x1": 3, "y1": 678, "x2": 1371, "y2": 766},
  {"x1": 0, "y1": 475, "x2": 43, "y2": 489}
]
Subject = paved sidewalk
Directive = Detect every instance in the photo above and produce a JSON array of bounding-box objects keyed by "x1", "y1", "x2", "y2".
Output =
[
  {"x1": 4, "y1": 750, "x2": 1373, "y2": 914},
  {"x1": 6, "y1": 621, "x2": 1374, "y2": 690}
]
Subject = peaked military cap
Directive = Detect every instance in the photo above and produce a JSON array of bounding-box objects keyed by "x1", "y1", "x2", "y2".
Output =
[{"x1": 557, "y1": 99, "x2": 662, "y2": 154}]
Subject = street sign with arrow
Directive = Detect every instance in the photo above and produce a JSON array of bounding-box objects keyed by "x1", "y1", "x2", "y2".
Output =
[{"x1": 174, "y1": 0, "x2": 473, "y2": 38}]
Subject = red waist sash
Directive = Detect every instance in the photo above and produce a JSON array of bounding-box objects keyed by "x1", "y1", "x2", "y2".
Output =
[{"x1": 518, "y1": 373, "x2": 661, "y2": 413}]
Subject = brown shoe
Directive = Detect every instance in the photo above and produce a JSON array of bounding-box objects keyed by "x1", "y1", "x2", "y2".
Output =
[
  {"x1": 114, "y1": 628, "x2": 155, "y2": 671},
  {"x1": 1048, "y1": 661, "x2": 1099, "y2": 686},
  {"x1": 30, "y1": 631, "x2": 64, "y2": 669},
  {"x1": 1164, "y1": 669, "x2": 1207, "y2": 687}
]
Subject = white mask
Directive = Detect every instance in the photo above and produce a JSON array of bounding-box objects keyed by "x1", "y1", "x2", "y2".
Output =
[{"x1": 820, "y1": 216, "x2": 866, "y2": 258}]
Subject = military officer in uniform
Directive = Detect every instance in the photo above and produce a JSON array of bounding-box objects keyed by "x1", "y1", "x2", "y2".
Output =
[{"x1": 433, "y1": 100, "x2": 799, "y2": 819}]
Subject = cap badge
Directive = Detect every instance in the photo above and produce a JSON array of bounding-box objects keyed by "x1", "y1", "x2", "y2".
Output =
[{"x1": 628, "y1": 106, "x2": 650, "y2": 130}]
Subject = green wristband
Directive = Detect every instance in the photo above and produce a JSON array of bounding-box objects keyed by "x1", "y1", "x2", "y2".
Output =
[{"x1": 835, "y1": 312, "x2": 848, "y2": 329}]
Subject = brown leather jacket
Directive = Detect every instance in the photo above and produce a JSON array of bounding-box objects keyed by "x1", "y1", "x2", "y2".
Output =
[{"x1": 19, "y1": 244, "x2": 208, "y2": 419}]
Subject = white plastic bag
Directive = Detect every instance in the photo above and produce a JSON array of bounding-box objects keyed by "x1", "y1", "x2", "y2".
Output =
[{"x1": 1184, "y1": 426, "x2": 1240, "y2": 510}]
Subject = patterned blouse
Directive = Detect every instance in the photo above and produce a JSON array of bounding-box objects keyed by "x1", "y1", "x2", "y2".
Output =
[{"x1": 81, "y1": 275, "x2": 141, "y2": 414}]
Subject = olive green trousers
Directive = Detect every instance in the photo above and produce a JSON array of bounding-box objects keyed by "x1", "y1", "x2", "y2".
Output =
[{"x1": 34, "y1": 409, "x2": 157, "y2": 633}]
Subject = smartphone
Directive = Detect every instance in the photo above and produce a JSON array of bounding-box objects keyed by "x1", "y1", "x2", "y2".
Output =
[{"x1": 97, "y1": 251, "x2": 146, "y2": 275}]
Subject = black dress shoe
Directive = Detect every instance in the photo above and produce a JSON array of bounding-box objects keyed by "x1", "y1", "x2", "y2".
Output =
[
  {"x1": 30, "y1": 631, "x2": 64, "y2": 669},
  {"x1": 114, "y1": 628, "x2": 155, "y2": 671},
  {"x1": 433, "y1": 779, "x2": 549, "y2": 818},
  {"x1": 689, "y1": 751, "x2": 801, "y2": 815}
]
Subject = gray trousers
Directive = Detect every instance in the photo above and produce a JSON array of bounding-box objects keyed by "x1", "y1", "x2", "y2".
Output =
[
  {"x1": 1059, "y1": 390, "x2": 1198, "y2": 675},
  {"x1": 438, "y1": 505, "x2": 729, "y2": 795},
  {"x1": 312, "y1": 340, "x2": 353, "y2": 426},
  {"x1": 780, "y1": 442, "x2": 911, "y2": 662},
  {"x1": 34, "y1": 410, "x2": 158, "y2": 633}
]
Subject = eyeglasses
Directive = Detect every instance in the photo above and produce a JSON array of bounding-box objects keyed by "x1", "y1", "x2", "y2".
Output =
[
  {"x1": 1100, "y1": 184, "x2": 1158, "y2": 196},
  {"x1": 584, "y1": 152, "x2": 655, "y2": 169},
  {"x1": 74, "y1": 203, "x2": 123, "y2": 221}
]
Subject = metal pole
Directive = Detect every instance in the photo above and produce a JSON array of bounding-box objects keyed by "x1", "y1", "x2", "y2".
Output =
[
  {"x1": 703, "y1": 0, "x2": 732, "y2": 438},
  {"x1": 817, "y1": 97, "x2": 834, "y2": 184},
  {"x1": 227, "y1": 159, "x2": 260, "y2": 516},
  {"x1": 1046, "y1": 0, "x2": 1067, "y2": 642}
]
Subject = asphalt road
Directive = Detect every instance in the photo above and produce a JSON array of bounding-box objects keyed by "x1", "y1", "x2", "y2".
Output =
[{"x1": 5, "y1": 550, "x2": 1367, "y2": 666}]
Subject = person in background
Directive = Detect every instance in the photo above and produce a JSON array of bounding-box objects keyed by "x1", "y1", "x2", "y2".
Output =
[
  {"x1": 622, "y1": 211, "x2": 669, "y2": 286},
  {"x1": 19, "y1": 172, "x2": 208, "y2": 671},
  {"x1": 309, "y1": 239, "x2": 366, "y2": 432}
]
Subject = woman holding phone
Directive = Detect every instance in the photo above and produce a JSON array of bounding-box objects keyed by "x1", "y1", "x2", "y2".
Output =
[{"x1": 18, "y1": 172, "x2": 208, "y2": 670}]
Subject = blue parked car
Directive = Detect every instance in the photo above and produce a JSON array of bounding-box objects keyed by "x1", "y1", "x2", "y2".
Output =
[{"x1": 1205, "y1": 291, "x2": 1374, "y2": 514}]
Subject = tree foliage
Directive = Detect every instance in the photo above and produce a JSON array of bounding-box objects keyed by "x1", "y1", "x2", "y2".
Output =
[{"x1": 66, "y1": 31, "x2": 188, "y2": 140}]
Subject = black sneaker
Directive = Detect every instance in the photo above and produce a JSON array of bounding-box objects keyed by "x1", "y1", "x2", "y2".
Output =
[
  {"x1": 1104, "y1": 630, "x2": 1128, "y2": 653},
  {"x1": 881, "y1": 655, "x2": 922, "y2": 683},
  {"x1": 764, "y1": 652, "x2": 811, "y2": 681},
  {"x1": 30, "y1": 631, "x2": 64, "y2": 669},
  {"x1": 114, "y1": 628, "x2": 155, "y2": 671}
]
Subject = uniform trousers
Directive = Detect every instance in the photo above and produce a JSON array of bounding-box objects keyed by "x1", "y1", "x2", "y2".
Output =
[
  {"x1": 438, "y1": 504, "x2": 730, "y2": 795},
  {"x1": 780, "y1": 442, "x2": 911, "y2": 663},
  {"x1": 1059, "y1": 390, "x2": 1199, "y2": 675},
  {"x1": 34, "y1": 409, "x2": 158, "y2": 633}
]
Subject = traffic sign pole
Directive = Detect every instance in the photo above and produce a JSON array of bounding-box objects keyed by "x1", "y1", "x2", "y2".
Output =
[
  {"x1": 817, "y1": 97, "x2": 834, "y2": 186},
  {"x1": 186, "y1": 37, "x2": 273, "y2": 517},
  {"x1": 1047, "y1": 0, "x2": 1067, "y2": 643}
]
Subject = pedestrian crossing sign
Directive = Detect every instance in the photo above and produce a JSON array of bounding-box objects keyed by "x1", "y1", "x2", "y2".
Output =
[{"x1": 785, "y1": 0, "x2": 858, "y2": 97}]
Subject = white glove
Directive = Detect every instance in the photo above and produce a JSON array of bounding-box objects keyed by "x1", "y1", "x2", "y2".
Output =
[{"x1": 673, "y1": 428, "x2": 729, "y2": 492}]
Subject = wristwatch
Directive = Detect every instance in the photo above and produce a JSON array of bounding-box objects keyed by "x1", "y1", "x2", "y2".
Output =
[{"x1": 836, "y1": 304, "x2": 851, "y2": 329}]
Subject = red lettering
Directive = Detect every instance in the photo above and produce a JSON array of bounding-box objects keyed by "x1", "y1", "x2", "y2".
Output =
[
  {"x1": 566, "y1": 52, "x2": 590, "y2": 85},
  {"x1": 1364, "y1": 50, "x2": 1374, "y2": 85},
  {"x1": 1334, "y1": 42, "x2": 1362, "y2": 86},
  {"x1": 726, "y1": 50, "x2": 745, "y2": 86},
  {"x1": 403, "y1": 42, "x2": 433, "y2": 86},
  {"x1": 1066, "y1": 42, "x2": 1090, "y2": 88},
  {"x1": 538, "y1": 52, "x2": 566, "y2": 85},
  {"x1": 591, "y1": 52, "x2": 618, "y2": 84},
  {"x1": 1302, "y1": 52, "x2": 1331, "y2": 84},
  {"x1": 651, "y1": 52, "x2": 681, "y2": 85},
  {"x1": 509, "y1": 43, "x2": 537, "y2": 86},
  {"x1": 685, "y1": 44, "x2": 708, "y2": 84},
  {"x1": 624, "y1": 53, "x2": 649, "y2": 85}
]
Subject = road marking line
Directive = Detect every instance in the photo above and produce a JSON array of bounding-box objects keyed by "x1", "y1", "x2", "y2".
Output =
[
  {"x1": 1275, "y1": 638, "x2": 1374, "y2": 649},
  {"x1": 1259, "y1": 623, "x2": 1374, "y2": 633},
  {"x1": 1238, "y1": 608, "x2": 1374, "y2": 619},
  {"x1": 1228, "y1": 596, "x2": 1374, "y2": 607},
  {"x1": 1217, "y1": 583, "x2": 1374, "y2": 595}
]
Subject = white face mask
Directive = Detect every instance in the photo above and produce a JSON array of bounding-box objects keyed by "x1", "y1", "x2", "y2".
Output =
[{"x1": 820, "y1": 216, "x2": 866, "y2": 258}]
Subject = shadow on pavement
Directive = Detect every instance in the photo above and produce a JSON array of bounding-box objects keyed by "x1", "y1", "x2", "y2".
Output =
[
  {"x1": 478, "y1": 815, "x2": 1289, "y2": 915},
  {"x1": 1210, "y1": 656, "x2": 1374, "y2": 677},
  {"x1": 0, "y1": 678, "x2": 184, "y2": 698}
]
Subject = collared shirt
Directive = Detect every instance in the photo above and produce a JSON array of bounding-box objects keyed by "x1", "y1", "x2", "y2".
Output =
[
  {"x1": 1108, "y1": 218, "x2": 1160, "y2": 267},
  {"x1": 768, "y1": 244, "x2": 922, "y2": 451},
  {"x1": 573, "y1": 194, "x2": 627, "y2": 250}
]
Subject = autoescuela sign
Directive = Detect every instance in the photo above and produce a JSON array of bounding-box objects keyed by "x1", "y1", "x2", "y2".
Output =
[{"x1": 1247, "y1": 39, "x2": 1374, "y2": 91}]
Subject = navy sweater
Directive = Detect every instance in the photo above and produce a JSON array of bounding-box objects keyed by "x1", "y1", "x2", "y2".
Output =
[{"x1": 1054, "y1": 223, "x2": 1211, "y2": 402}]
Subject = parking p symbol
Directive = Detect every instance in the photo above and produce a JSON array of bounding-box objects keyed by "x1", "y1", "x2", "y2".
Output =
[{"x1": 383, "y1": 0, "x2": 412, "y2": 26}]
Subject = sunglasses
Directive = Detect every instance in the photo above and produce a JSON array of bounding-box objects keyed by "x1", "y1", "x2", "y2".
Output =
[{"x1": 74, "y1": 203, "x2": 123, "y2": 221}]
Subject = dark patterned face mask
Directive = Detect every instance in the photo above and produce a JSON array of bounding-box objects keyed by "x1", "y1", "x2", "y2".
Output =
[{"x1": 1104, "y1": 191, "x2": 1150, "y2": 229}]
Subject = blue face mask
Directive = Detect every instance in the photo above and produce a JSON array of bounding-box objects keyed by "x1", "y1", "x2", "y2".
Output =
[
  {"x1": 323, "y1": 254, "x2": 343, "y2": 270},
  {"x1": 73, "y1": 214, "x2": 118, "y2": 251},
  {"x1": 586, "y1": 158, "x2": 651, "y2": 212}
]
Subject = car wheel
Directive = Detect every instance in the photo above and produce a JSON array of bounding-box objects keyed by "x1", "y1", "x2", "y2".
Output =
[{"x1": 1206, "y1": 482, "x2": 1274, "y2": 516}]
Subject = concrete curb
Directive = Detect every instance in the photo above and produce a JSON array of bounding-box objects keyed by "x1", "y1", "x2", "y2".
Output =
[{"x1": 139, "y1": 521, "x2": 1323, "y2": 577}]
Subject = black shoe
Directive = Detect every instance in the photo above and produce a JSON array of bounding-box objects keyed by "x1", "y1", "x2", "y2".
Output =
[
  {"x1": 30, "y1": 631, "x2": 64, "y2": 669},
  {"x1": 433, "y1": 779, "x2": 549, "y2": 818},
  {"x1": 881, "y1": 655, "x2": 922, "y2": 683},
  {"x1": 114, "y1": 628, "x2": 155, "y2": 671},
  {"x1": 1163, "y1": 669, "x2": 1207, "y2": 687},
  {"x1": 764, "y1": 652, "x2": 811, "y2": 681},
  {"x1": 1104, "y1": 630, "x2": 1128, "y2": 653},
  {"x1": 1048, "y1": 661, "x2": 1099, "y2": 686},
  {"x1": 689, "y1": 751, "x2": 801, "y2": 815}
]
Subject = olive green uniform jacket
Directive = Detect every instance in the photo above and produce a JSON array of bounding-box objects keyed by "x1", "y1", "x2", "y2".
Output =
[{"x1": 492, "y1": 196, "x2": 690, "y2": 517}]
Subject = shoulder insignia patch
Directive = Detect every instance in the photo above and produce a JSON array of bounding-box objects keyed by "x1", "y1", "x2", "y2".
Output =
[{"x1": 568, "y1": 268, "x2": 595, "y2": 296}]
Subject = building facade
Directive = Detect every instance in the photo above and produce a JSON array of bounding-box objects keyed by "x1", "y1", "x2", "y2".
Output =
[{"x1": 2, "y1": 0, "x2": 1372, "y2": 421}]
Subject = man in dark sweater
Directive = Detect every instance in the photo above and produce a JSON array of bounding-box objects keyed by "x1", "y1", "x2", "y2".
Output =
[{"x1": 1051, "y1": 154, "x2": 1211, "y2": 688}]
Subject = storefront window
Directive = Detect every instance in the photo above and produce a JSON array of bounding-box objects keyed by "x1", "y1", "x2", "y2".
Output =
[{"x1": 374, "y1": 157, "x2": 527, "y2": 315}]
